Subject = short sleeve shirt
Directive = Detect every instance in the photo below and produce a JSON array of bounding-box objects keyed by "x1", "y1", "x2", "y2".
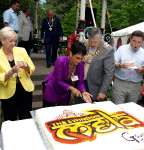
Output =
[
  {"x1": 114, "y1": 44, "x2": 144, "y2": 82},
  {"x1": 3, "y1": 8, "x2": 19, "y2": 32}
]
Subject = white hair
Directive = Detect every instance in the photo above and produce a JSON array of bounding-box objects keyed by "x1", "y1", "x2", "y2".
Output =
[
  {"x1": 0, "y1": 27, "x2": 17, "y2": 41},
  {"x1": 88, "y1": 27, "x2": 102, "y2": 39}
]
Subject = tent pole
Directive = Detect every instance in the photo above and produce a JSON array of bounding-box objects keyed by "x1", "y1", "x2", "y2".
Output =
[
  {"x1": 88, "y1": 0, "x2": 97, "y2": 28},
  {"x1": 106, "y1": 10, "x2": 112, "y2": 33},
  {"x1": 76, "y1": 0, "x2": 80, "y2": 30},
  {"x1": 80, "y1": 0, "x2": 86, "y2": 21},
  {"x1": 101, "y1": 0, "x2": 107, "y2": 34}
]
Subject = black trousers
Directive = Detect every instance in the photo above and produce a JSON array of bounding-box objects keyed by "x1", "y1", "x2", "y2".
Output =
[
  {"x1": 1, "y1": 82, "x2": 32, "y2": 121},
  {"x1": 18, "y1": 40, "x2": 32, "y2": 55},
  {"x1": 45, "y1": 42, "x2": 59, "y2": 66}
]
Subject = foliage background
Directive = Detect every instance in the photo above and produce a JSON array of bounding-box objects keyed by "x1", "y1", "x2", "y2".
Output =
[{"x1": 0, "y1": 0, "x2": 144, "y2": 36}]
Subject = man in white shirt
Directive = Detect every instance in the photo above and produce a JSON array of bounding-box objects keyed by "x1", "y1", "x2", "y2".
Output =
[
  {"x1": 18, "y1": 8, "x2": 33, "y2": 55},
  {"x1": 3, "y1": 0, "x2": 20, "y2": 33},
  {"x1": 112, "y1": 30, "x2": 144, "y2": 104}
]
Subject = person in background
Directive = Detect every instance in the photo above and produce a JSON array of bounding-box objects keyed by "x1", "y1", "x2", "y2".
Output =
[
  {"x1": 18, "y1": 8, "x2": 33, "y2": 55},
  {"x1": 85, "y1": 27, "x2": 115, "y2": 101},
  {"x1": 41, "y1": 9, "x2": 63, "y2": 68},
  {"x1": 42, "y1": 41, "x2": 92, "y2": 107},
  {"x1": 3, "y1": 0, "x2": 20, "y2": 33},
  {"x1": 112, "y1": 30, "x2": 144, "y2": 104},
  {"x1": 0, "y1": 27, "x2": 35, "y2": 121}
]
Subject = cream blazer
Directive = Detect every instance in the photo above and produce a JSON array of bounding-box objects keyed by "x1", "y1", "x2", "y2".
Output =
[
  {"x1": 0, "y1": 47, "x2": 35, "y2": 99},
  {"x1": 18, "y1": 11, "x2": 32, "y2": 41}
]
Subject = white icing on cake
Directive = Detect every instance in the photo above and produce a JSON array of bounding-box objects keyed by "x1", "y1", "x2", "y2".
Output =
[{"x1": 34, "y1": 101, "x2": 144, "y2": 150}]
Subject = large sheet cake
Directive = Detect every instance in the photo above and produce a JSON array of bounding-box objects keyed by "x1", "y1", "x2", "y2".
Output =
[{"x1": 34, "y1": 101, "x2": 144, "y2": 150}]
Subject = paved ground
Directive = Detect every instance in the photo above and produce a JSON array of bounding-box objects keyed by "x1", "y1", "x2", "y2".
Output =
[
  {"x1": 31, "y1": 52, "x2": 47, "y2": 73},
  {"x1": 31, "y1": 52, "x2": 48, "y2": 75},
  {"x1": 31, "y1": 52, "x2": 53, "y2": 109}
]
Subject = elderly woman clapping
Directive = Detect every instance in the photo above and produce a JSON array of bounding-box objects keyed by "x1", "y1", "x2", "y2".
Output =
[{"x1": 0, "y1": 27, "x2": 35, "y2": 121}]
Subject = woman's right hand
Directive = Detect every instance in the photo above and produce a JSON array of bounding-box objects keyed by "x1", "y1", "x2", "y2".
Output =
[
  {"x1": 5, "y1": 66, "x2": 18, "y2": 80},
  {"x1": 6, "y1": 62, "x2": 28, "y2": 79},
  {"x1": 69, "y1": 86, "x2": 81, "y2": 97},
  {"x1": 82, "y1": 92, "x2": 92, "y2": 103},
  {"x1": 12, "y1": 65, "x2": 19, "y2": 73}
]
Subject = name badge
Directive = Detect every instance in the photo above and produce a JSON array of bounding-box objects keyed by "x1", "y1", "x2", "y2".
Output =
[{"x1": 71, "y1": 75, "x2": 79, "y2": 82}]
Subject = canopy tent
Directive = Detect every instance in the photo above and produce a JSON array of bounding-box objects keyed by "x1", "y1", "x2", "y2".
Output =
[{"x1": 111, "y1": 22, "x2": 144, "y2": 49}]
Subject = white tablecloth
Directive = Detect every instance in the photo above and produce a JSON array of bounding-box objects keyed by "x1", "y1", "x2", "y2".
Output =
[
  {"x1": 1, "y1": 119, "x2": 47, "y2": 150},
  {"x1": 1, "y1": 102, "x2": 144, "y2": 150}
]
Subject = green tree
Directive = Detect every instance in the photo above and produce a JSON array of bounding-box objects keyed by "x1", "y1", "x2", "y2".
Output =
[
  {"x1": 107, "y1": 0, "x2": 144, "y2": 31},
  {"x1": 62, "y1": 5, "x2": 77, "y2": 35},
  {"x1": 1, "y1": 0, "x2": 144, "y2": 34},
  {"x1": 44, "y1": 0, "x2": 100, "y2": 35}
]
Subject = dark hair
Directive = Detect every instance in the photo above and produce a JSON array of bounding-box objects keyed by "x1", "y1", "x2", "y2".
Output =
[
  {"x1": 10, "y1": 0, "x2": 20, "y2": 6},
  {"x1": 71, "y1": 41, "x2": 87, "y2": 56},
  {"x1": 130, "y1": 30, "x2": 144, "y2": 40}
]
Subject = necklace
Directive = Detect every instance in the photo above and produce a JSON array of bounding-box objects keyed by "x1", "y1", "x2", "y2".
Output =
[
  {"x1": 94, "y1": 48, "x2": 104, "y2": 56},
  {"x1": 47, "y1": 18, "x2": 54, "y2": 31},
  {"x1": 68, "y1": 62, "x2": 76, "y2": 80},
  {"x1": 88, "y1": 47, "x2": 104, "y2": 57}
]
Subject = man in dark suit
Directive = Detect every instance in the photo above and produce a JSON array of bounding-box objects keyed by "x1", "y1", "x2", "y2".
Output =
[{"x1": 41, "y1": 9, "x2": 63, "y2": 67}]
